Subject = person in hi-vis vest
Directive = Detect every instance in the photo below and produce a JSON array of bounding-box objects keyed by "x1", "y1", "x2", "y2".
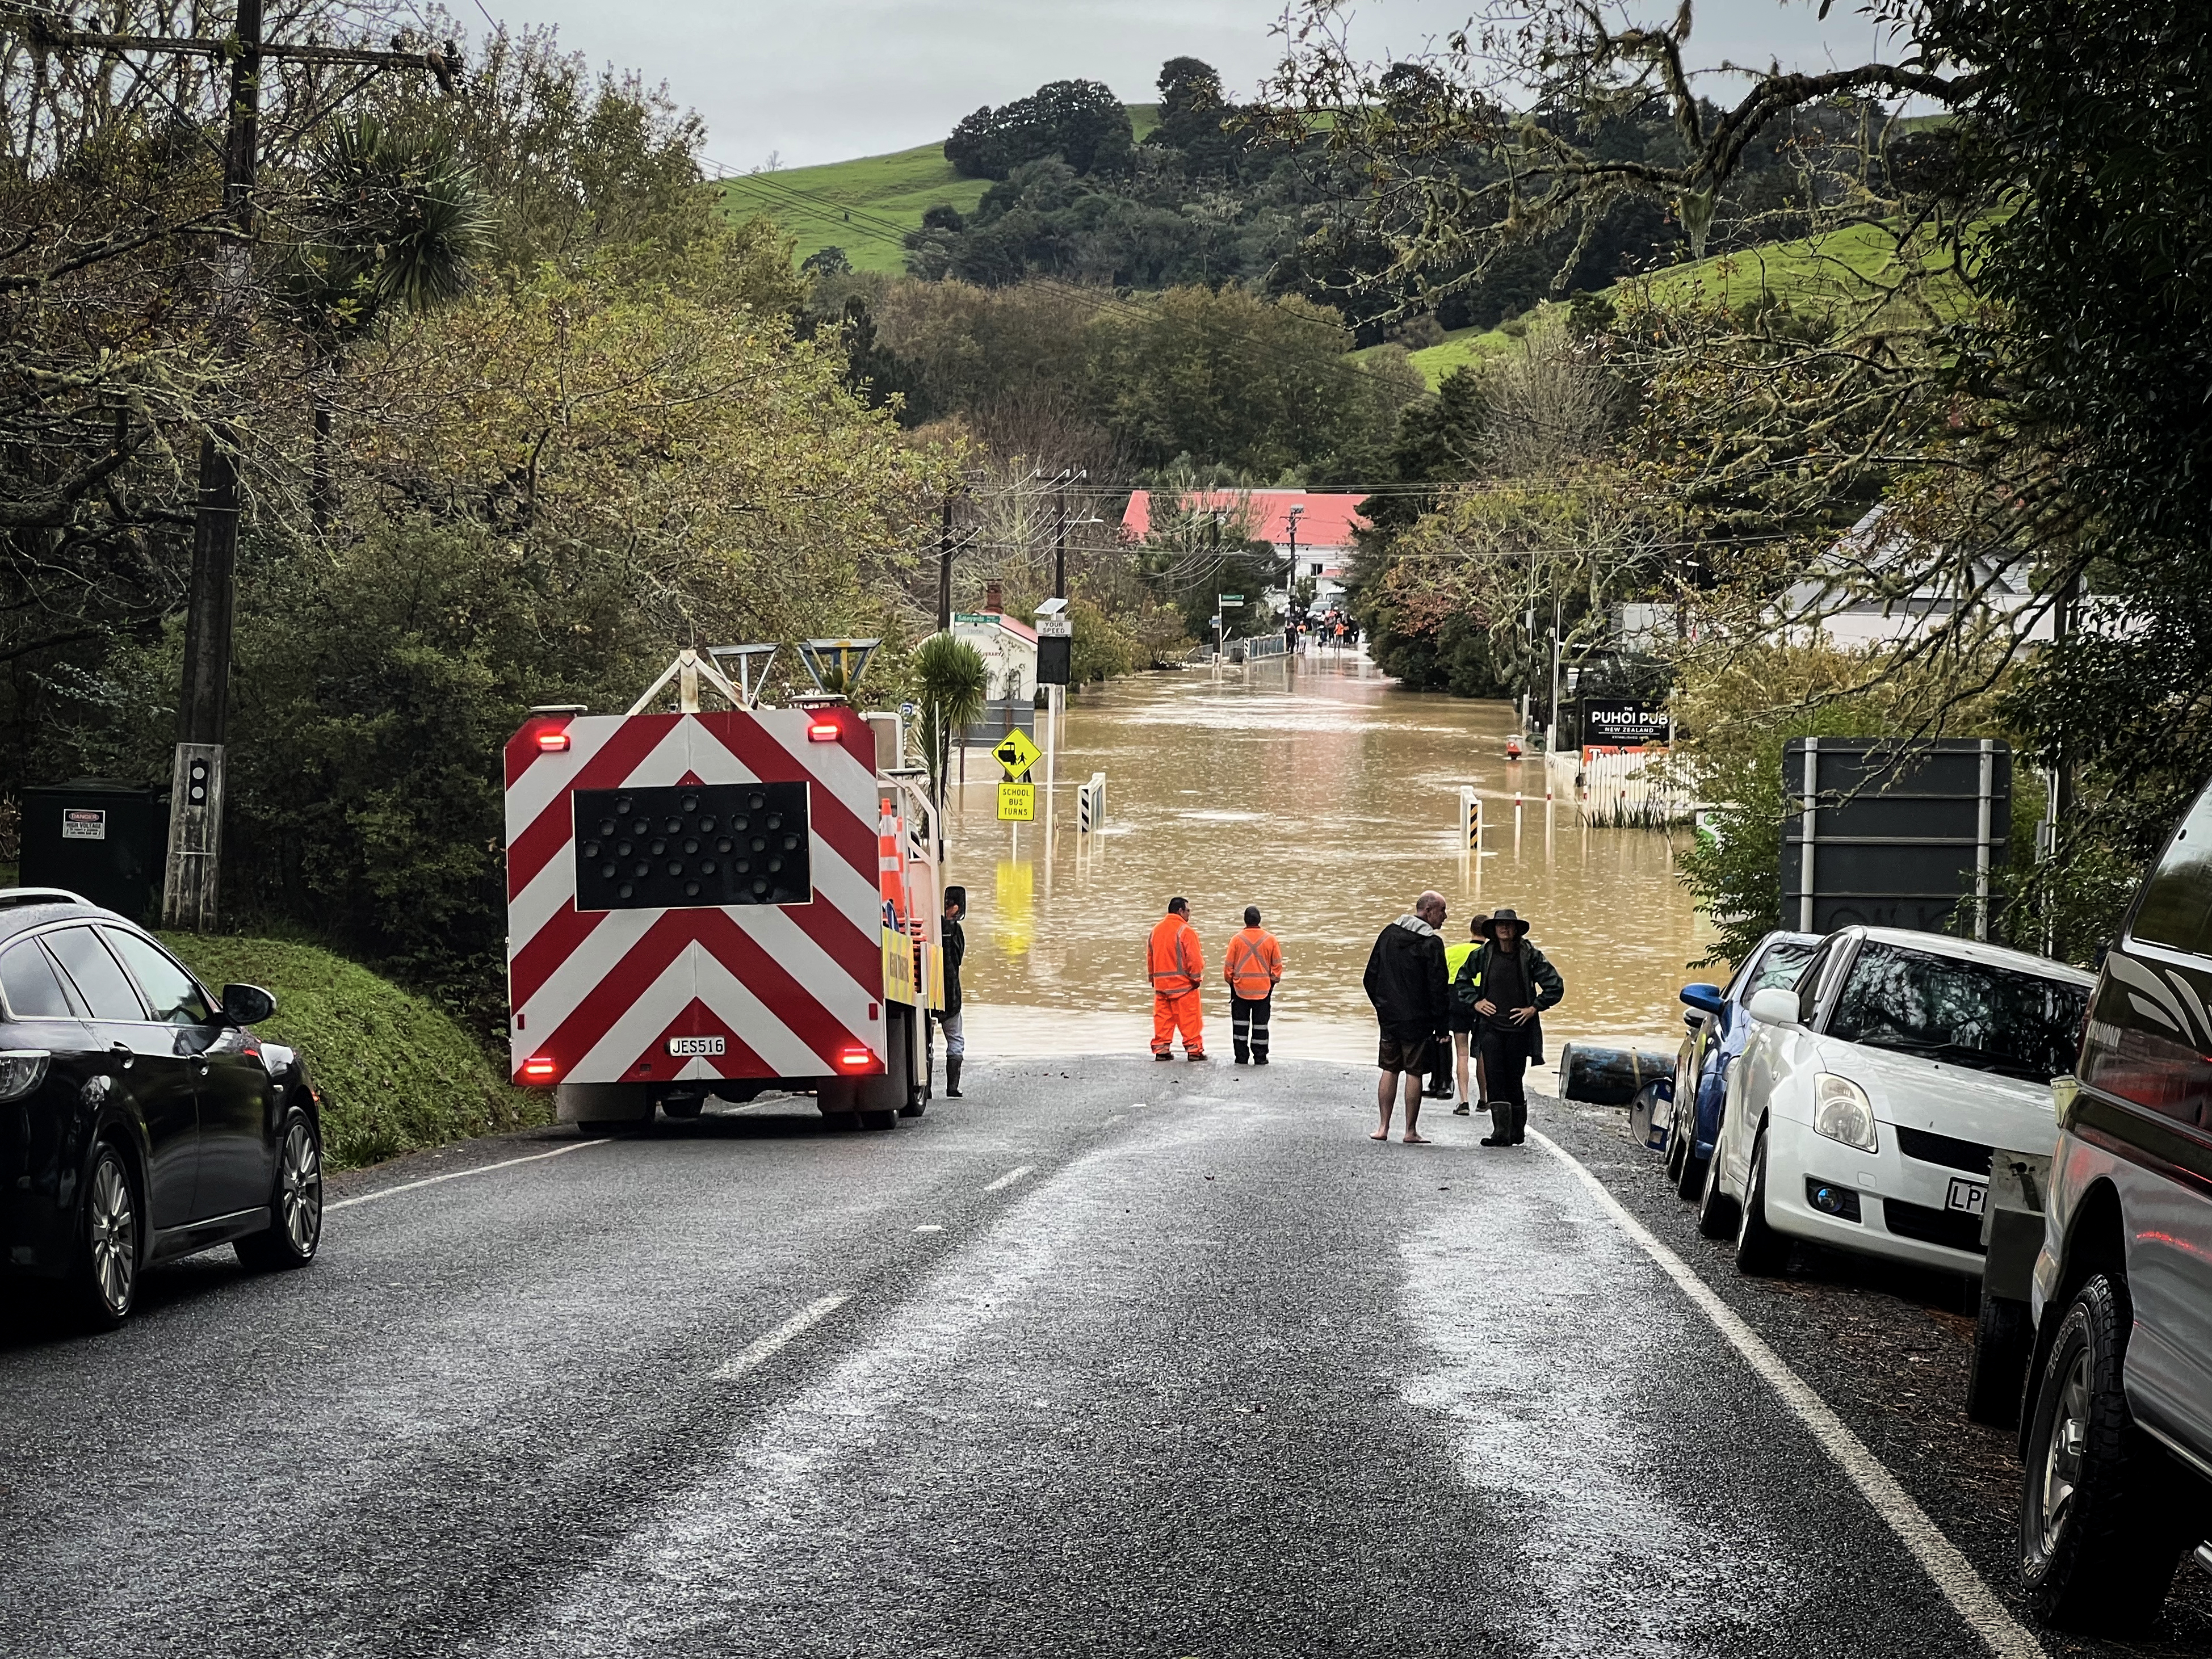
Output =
[
  {"x1": 1147, "y1": 897, "x2": 1207, "y2": 1061},
  {"x1": 1223, "y1": 906, "x2": 1283, "y2": 1065}
]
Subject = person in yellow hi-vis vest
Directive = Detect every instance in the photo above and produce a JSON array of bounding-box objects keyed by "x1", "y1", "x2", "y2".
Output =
[
  {"x1": 1223, "y1": 906, "x2": 1284, "y2": 1065},
  {"x1": 1147, "y1": 897, "x2": 1207, "y2": 1061},
  {"x1": 1443, "y1": 917, "x2": 1486, "y2": 1115}
]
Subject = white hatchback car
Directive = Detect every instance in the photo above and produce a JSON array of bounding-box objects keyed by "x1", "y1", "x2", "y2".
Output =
[{"x1": 1697, "y1": 926, "x2": 2094, "y2": 1279}]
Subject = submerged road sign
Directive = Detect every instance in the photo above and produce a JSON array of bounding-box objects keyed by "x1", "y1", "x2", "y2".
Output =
[
  {"x1": 997, "y1": 782, "x2": 1036, "y2": 822},
  {"x1": 993, "y1": 729, "x2": 1042, "y2": 778}
]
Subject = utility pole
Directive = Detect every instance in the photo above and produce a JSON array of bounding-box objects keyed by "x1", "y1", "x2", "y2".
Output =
[
  {"x1": 19, "y1": 10, "x2": 457, "y2": 930},
  {"x1": 1053, "y1": 473, "x2": 1068, "y2": 600},
  {"x1": 938, "y1": 494, "x2": 956, "y2": 633},
  {"x1": 1547, "y1": 595, "x2": 1563, "y2": 754}
]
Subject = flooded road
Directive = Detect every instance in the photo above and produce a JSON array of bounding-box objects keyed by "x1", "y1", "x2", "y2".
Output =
[{"x1": 943, "y1": 652, "x2": 1718, "y2": 1065}]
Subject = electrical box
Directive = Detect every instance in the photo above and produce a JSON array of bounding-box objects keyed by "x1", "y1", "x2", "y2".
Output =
[{"x1": 19, "y1": 780, "x2": 170, "y2": 925}]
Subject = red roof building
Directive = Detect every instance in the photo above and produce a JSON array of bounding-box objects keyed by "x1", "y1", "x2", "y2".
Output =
[{"x1": 1120, "y1": 490, "x2": 1370, "y2": 608}]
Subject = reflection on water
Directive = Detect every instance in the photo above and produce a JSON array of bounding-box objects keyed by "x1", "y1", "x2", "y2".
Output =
[{"x1": 944, "y1": 653, "x2": 1718, "y2": 1064}]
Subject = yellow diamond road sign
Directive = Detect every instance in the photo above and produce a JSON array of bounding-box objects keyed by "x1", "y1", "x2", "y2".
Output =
[
  {"x1": 992, "y1": 729, "x2": 1042, "y2": 778},
  {"x1": 997, "y1": 782, "x2": 1036, "y2": 822}
]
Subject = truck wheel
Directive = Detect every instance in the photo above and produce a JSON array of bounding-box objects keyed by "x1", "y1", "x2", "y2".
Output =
[
  {"x1": 660, "y1": 1098, "x2": 704, "y2": 1120},
  {"x1": 1695, "y1": 1135, "x2": 1737, "y2": 1239},
  {"x1": 859, "y1": 1108, "x2": 897, "y2": 1132},
  {"x1": 2020, "y1": 1274, "x2": 2188, "y2": 1633},
  {"x1": 1733, "y1": 1127, "x2": 1790, "y2": 1276},
  {"x1": 1965, "y1": 1293, "x2": 2031, "y2": 1429}
]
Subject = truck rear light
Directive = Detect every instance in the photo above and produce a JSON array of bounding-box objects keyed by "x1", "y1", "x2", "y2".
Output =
[
  {"x1": 521, "y1": 1055, "x2": 559, "y2": 1082},
  {"x1": 837, "y1": 1044, "x2": 874, "y2": 1072},
  {"x1": 807, "y1": 720, "x2": 841, "y2": 742},
  {"x1": 535, "y1": 729, "x2": 571, "y2": 752}
]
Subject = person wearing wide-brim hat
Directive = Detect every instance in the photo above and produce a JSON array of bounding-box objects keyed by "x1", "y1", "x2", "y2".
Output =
[{"x1": 1451, "y1": 908, "x2": 1565, "y2": 1146}]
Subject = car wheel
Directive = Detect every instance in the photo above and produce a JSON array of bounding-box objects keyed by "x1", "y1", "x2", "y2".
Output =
[
  {"x1": 237, "y1": 1112, "x2": 324, "y2": 1272},
  {"x1": 2020, "y1": 1275, "x2": 2188, "y2": 1633},
  {"x1": 1965, "y1": 1293, "x2": 2031, "y2": 1429},
  {"x1": 1733, "y1": 1126, "x2": 1790, "y2": 1276},
  {"x1": 1630, "y1": 1081, "x2": 1668, "y2": 1151},
  {"x1": 72, "y1": 1142, "x2": 138, "y2": 1330},
  {"x1": 859, "y1": 1108, "x2": 897, "y2": 1132},
  {"x1": 1664, "y1": 1114, "x2": 1689, "y2": 1183},
  {"x1": 1695, "y1": 1132, "x2": 1737, "y2": 1239}
]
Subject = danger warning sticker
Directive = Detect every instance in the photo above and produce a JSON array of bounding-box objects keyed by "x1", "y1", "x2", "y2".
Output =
[{"x1": 60, "y1": 809, "x2": 106, "y2": 841}]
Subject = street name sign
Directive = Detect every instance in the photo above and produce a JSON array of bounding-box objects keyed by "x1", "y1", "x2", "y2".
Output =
[
  {"x1": 997, "y1": 782, "x2": 1036, "y2": 822},
  {"x1": 993, "y1": 730, "x2": 1042, "y2": 777}
]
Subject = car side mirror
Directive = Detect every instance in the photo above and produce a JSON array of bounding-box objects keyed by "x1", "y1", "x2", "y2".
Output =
[
  {"x1": 1745, "y1": 986, "x2": 1801, "y2": 1027},
  {"x1": 1679, "y1": 982, "x2": 1726, "y2": 1018},
  {"x1": 1684, "y1": 1010, "x2": 1703, "y2": 1032},
  {"x1": 221, "y1": 983, "x2": 276, "y2": 1026},
  {"x1": 2051, "y1": 1074, "x2": 2081, "y2": 1129}
]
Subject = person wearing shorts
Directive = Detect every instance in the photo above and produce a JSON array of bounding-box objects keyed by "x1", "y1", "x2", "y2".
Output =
[{"x1": 1361, "y1": 889, "x2": 1450, "y2": 1143}]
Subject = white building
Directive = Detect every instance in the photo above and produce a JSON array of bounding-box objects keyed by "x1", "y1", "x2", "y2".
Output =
[{"x1": 1783, "y1": 506, "x2": 2056, "y2": 646}]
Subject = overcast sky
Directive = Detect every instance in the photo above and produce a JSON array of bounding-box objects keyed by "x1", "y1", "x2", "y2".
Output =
[{"x1": 485, "y1": 1, "x2": 1905, "y2": 171}]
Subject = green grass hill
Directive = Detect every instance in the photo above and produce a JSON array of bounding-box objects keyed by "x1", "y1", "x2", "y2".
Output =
[
  {"x1": 719, "y1": 106, "x2": 1160, "y2": 274},
  {"x1": 1402, "y1": 221, "x2": 1959, "y2": 389},
  {"x1": 164, "y1": 934, "x2": 545, "y2": 1170}
]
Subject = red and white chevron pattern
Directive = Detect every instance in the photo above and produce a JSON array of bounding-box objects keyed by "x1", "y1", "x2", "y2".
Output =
[{"x1": 504, "y1": 710, "x2": 885, "y2": 1087}]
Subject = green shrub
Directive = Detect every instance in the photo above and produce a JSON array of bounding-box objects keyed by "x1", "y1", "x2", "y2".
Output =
[{"x1": 163, "y1": 934, "x2": 545, "y2": 1169}]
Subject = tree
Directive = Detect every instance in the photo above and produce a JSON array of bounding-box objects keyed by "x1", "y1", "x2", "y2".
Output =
[
  {"x1": 945, "y1": 79, "x2": 1134, "y2": 180},
  {"x1": 283, "y1": 116, "x2": 487, "y2": 531},
  {"x1": 1084, "y1": 285, "x2": 1422, "y2": 479},
  {"x1": 914, "y1": 634, "x2": 988, "y2": 807}
]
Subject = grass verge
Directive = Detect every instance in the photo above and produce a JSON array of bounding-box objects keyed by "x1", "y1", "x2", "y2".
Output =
[{"x1": 162, "y1": 934, "x2": 545, "y2": 1170}]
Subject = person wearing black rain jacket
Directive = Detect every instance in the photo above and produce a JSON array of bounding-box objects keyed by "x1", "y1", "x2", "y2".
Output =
[{"x1": 1453, "y1": 908, "x2": 1564, "y2": 1146}]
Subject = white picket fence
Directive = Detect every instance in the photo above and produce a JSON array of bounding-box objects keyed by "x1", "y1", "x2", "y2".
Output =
[{"x1": 1547, "y1": 747, "x2": 1697, "y2": 828}]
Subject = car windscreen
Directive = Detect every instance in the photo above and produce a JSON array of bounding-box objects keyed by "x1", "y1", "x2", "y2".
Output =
[
  {"x1": 1741, "y1": 940, "x2": 1818, "y2": 999},
  {"x1": 1827, "y1": 941, "x2": 2088, "y2": 1082}
]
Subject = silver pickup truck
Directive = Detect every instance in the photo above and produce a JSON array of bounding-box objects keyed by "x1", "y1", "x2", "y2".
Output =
[{"x1": 2019, "y1": 779, "x2": 2212, "y2": 1634}]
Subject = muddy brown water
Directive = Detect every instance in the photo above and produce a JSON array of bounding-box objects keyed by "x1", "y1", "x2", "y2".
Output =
[{"x1": 942, "y1": 651, "x2": 1719, "y2": 1070}]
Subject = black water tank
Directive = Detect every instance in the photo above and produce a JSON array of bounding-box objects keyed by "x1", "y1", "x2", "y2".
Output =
[{"x1": 19, "y1": 780, "x2": 170, "y2": 925}]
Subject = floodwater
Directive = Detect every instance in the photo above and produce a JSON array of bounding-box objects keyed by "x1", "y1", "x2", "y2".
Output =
[{"x1": 942, "y1": 651, "x2": 1720, "y2": 1068}]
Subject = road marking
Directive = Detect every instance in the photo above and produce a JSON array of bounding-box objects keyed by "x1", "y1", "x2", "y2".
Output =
[
  {"x1": 327, "y1": 1138, "x2": 600, "y2": 1211},
  {"x1": 713, "y1": 1295, "x2": 850, "y2": 1383},
  {"x1": 983, "y1": 1164, "x2": 1034, "y2": 1192},
  {"x1": 1531, "y1": 1131, "x2": 2049, "y2": 1659},
  {"x1": 915, "y1": 1224, "x2": 943, "y2": 1233}
]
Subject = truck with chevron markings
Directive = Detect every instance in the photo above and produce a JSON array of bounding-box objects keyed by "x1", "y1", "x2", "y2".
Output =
[{"x1": 502, "y1": 647, "x2": 942, "y2": 1131}]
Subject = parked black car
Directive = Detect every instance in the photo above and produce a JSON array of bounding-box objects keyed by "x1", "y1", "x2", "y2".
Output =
[{"x1": 0, "y1": 889, "x2": 320, "y2": 1328}]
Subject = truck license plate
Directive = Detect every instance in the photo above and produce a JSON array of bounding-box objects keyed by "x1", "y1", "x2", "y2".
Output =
[
  {"x1": 1945, "y1": 1177, "x2": 1988, "y2": 1216},
  {"x1": 667, "y1": 1035, "x2": 725, "y2": 1057}
]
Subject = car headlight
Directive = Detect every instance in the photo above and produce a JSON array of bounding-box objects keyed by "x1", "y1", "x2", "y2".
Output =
[
  {"x1": 0, "y1": 1050, "x2": 51, "y2": 1102},
  {"x1": 1812, "y1": 1072, "x2": 1878, "y2": 1153}
]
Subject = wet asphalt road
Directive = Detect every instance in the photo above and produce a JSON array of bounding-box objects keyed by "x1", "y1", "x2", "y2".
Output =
[{"x1": 2, "y1": 1056, "x2": 2205, "y2": 1657}]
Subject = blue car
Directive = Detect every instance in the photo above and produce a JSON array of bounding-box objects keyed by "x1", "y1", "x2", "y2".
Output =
[{"x1": 1662, "y1": 930, "x2": 1823, "y2": 1201}]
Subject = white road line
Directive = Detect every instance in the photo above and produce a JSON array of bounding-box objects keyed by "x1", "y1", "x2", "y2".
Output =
[
  {"x1": 983, "y1": 1164, "x2": 1034, "y2": 1192},
  {"x1": 1530, "y1": 1130, "x2": 2049, "y2": 1659},
  {"x1": 326, "y1": 1139, "x2": 601, "y2": 1211},
  {"x1": 713, "y1": 1295, "x2": 850, "y2": 1383}
]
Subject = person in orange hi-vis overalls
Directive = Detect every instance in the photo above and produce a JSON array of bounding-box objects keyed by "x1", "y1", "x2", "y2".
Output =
[
  {"x1": 1148, "y1": 897, "x2": 1207, "y2": 1061},
  {"x1": 1223, "y1": 905, "x2": 1284, "y2": 1065}
]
